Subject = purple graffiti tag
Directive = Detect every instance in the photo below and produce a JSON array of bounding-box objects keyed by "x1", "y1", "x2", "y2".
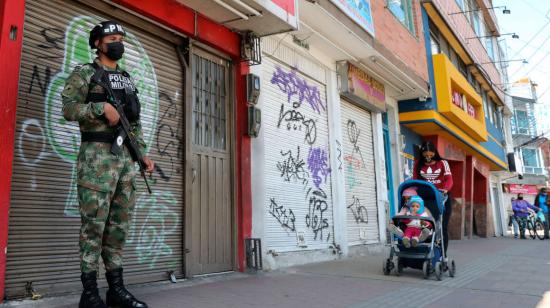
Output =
[
  {"x1": 270, "y1": 66, "x2": 326, "y2": 114},
  {"x1": 307, "y1": 147, "x2": 331, "y2": 188}
]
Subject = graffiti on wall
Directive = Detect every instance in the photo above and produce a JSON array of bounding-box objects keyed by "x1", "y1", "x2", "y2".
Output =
[
  {"x1": 128, "y1": 191, "x2": 180, "y2": 268},
  {"x1": 268, "y1": 66, "x2": 333, "y2": 243},
  {"x1": 342, "y1": 112, "x2": 375, "y2": 235},
  {"x1": 271, "y1": 66, "x2": 325, "y2": 114}
]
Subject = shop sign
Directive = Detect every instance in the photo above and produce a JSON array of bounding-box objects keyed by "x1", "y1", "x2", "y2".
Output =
[
  {"x1": 502, "y1": 183, "x2": 541, "y2": 195},
  {"x1": 329, "y1": 0, "x2": 375, "y2": 37},
  {"x1": 337, "y1": 61, "x2": 386, "y2": 112},
  {"x1": 452, "y1": 89, "x2": 476, "y2": 118},
  {"x1": 254, "y1": 0, "x2": 298, "y2": 29},
  {"x1": 270, "y1": 0, "x2": 296, "y2": 15}
]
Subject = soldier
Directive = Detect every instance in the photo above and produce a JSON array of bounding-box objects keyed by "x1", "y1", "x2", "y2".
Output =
[{"x1": 61, "y1": 20, "x2": 153, "y2": 308}]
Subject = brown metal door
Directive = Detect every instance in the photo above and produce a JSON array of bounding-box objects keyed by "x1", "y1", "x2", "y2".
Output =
[{"x1": 187, "y1": 48, "x2": 233, "y2": 275}]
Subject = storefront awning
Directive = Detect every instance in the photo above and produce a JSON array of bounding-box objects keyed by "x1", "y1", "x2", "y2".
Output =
[{"x1": 179, "y1": 0, "x2": 298, "y2": 36}]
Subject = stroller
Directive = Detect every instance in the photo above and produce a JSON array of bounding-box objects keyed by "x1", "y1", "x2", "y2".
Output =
[{"x1": 382, "y1": 180, "x2": 456, "y2": 280}]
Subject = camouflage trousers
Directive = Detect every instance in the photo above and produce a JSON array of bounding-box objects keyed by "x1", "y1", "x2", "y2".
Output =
[{"x1": 77, "y1": 141, "x2": 136, "y2": 273}]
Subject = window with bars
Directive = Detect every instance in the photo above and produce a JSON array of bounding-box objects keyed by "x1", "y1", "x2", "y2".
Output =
[{"x1": 192, "y1": 54, "x2": 227, "y2": 150}]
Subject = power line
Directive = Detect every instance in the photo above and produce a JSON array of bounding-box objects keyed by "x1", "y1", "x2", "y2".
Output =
[
  {"x1": 510, "y1": 31, "x2": 550, "y2": 77},
  {"x1": 521, "y1": 52, "x2": 550, "y2": 77},
  {"x1": 519, "y1": 0, "x2": 550, "y2": 20},
  {"x1": 509, "y1": 17, "x2": 550, "y2": 59}
]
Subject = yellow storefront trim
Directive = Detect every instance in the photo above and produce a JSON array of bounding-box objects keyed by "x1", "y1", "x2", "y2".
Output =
[
  {"x1": 423, "y1": 2, "x2": 505, "y2": 107},
  {"x1": 400, "y1": 110, "x2": 507, "y2": 169},
  {"x1": 433, "y1": 54, "x2": 488, "y2": 142}
]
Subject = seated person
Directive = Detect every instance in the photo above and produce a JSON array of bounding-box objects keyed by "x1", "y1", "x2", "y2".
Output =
[
  {"x1": 398, "y1": 187, "x2": 418, "y2": 214},
  {"x1": 389, "y1": 196, "x2": 432, "y2": 248}
]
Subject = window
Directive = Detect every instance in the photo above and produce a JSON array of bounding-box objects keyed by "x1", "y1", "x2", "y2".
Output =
[
  {"x1": 466, "y1": 0, "x2": 483, "y2": 36},
  {"x1": 455, "y1": 0, "x2": 465, "y2": 10},
  {"x1": 491, "y1": 101, "x2": 499, "y2": 125},
  {"x1": 522, "y1": 148, "x2": 539, "y2": 167},
  {"x1": 457, "y1": 57, "x2": 468, "y2": 78},
  {"x1": 387, "y1": 0, "x2": 416, "y2": 34},
  {"x1": 482, "y1": 91, "x2": 489, "y2": 120},
  {"x1": 430, "y1": 33, "x2": 440, "y2": 55},
  {"x1": 515, "y1": 110, "x2": 529, "y2": 135},
  {"x1": 487, "y1": 97, "x2": 494, "y2": 124},
  {"x1": 485, "y1": 26, "x2": 495, "y2": 61},
  {"x1": 192, "y1": 54, "x2": 228, "y2": 150},
  {"x1": 495, "y1": 106, "x2": 503, "y2": 131}
]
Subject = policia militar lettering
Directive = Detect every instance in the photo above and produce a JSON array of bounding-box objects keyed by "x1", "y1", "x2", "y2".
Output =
[{"x1": 61, "y1": 20, "x2": 154, "y2": 308}]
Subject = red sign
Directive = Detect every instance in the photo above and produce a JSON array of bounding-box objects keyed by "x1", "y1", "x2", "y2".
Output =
[
  {"x1": 271, "y1": 0, "x2": 295, "y2": 15},
  {"x1": 452, "y1": 90, "x2": 462, "y2": 108},
  {"x1": 502, "y1": 184, "x2": 541, "y2": 195},
  {"x1": 451, "y1": 89, "x2": 476, "y2": 118}
]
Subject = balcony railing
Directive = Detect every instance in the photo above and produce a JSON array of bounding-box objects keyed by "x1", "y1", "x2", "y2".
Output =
[{"x1": 523, "y1": 166, "x2": 548, "y2": 176}]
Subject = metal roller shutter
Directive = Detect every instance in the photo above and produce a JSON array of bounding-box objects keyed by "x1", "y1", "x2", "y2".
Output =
[
  {"x1": 6, "y1": 0, "x2": 184, "y2": 298},
  {"x1": 262, "y1": 55, "x2": 334, "y2": 252},
  {"x1": 341, "y1": 100, "x2": 379, "y2": 245}
]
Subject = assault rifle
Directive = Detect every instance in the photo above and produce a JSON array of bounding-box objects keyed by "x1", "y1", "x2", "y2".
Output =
[{"x1": 91, "y1": 67, "x2": 152, "y2": 194}]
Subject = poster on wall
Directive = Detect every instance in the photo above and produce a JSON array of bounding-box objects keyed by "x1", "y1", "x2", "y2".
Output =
[
  {"x1": 329, "y1": 0, "x2": 375, "y2": 37},
  {"x1": 402, "y1": 152, "x2": 415, "y2": 181}
]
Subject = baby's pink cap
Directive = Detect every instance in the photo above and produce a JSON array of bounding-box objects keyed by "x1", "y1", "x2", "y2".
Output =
[{"x1": 402, "y1": 187, "x2": 418, "y2": 197}]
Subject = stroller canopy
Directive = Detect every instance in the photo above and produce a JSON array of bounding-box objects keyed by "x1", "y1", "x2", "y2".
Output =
[{"x1": 397, "y1": 180, "x2": 445, "y2": 219}]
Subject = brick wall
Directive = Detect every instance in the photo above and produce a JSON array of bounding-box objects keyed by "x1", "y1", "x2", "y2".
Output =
[
  {"x1": 431, "y1": 0, "x2": 503, "y2": 93},
  {"x1": 371, "y1": 0, "x2": 428, "y2": 82}
]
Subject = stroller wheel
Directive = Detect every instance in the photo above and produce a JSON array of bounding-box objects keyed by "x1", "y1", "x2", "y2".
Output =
[
  {"x1": 435, "y1": 261, "x2": 443, "y2": 281},
  {"x1": 383, "y1": 258, "x2": 392, "y2": 275},
  {"x1": 422, "y1": 260, "x2": 430, "y2": 279},
  {"x1": 396, "y1": 257, "x2": 405, "y2": 276},
  {"x1": 395, "y1": 257, "x2": 404, "y2": 276},
  {"x1": 448, "y1": 259, "x2": 456, "y2": 277}
]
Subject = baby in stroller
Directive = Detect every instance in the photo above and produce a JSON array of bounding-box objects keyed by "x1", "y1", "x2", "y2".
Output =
[
  {"x1": 389, "y1": 195, "x2": 433, "y2": 247},
  {"x1": 383, "y1": 180, "x2": 456, "y2": 280}
]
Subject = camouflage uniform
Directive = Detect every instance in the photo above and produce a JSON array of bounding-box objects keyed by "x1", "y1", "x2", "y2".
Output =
[{"x1": 62, "y1": 58, "x2": 147, "y2": 273}]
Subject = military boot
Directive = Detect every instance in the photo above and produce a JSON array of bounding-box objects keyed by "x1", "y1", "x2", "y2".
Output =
[
  {"x1": 80, "y1": 271, "x2": 107, "y2": 308},
  {"x1": 105, "y1": 268, "x2": 147, "y2": 308}
]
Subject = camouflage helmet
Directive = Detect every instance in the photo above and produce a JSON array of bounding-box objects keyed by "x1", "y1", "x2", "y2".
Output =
[{"x1": 89, "y1": 20, "x2": 126, "y2": 49}]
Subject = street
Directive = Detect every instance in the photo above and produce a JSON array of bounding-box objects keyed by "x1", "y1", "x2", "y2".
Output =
[{"x1": 3, "y1": 236, "x2": 550, "y2": 308}]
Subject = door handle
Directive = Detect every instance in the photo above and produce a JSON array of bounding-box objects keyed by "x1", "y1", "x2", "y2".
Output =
[{"x1": 192, "y1": 168, "x2": 197, "y2": 183}]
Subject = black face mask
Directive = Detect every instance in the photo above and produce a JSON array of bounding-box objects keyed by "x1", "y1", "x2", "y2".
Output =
[
  {"x1": 518, "y1": 196, "x2": 524, "y2": 200},
  {"x1": 104, "y1": 42, "x2": 124, "y2": 61}
]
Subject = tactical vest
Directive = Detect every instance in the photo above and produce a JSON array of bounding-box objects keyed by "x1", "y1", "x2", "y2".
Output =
[{"x1": 85, "y1": 62, "x2": 140, "y2": 122}]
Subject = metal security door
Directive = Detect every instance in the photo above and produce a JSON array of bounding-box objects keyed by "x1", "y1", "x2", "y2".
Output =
[
  {"x1": 492, "y1": 185, "x2": 503, "y2": 236},
  {"x1": 6, "y1": 0, "x2": 184, "y2": 298},
  {"x1": 188, "y1": 49, "x2": 233, "y2": 275},
  {"x1": 341, "y1": 100, "x2": 379, "y2": 245},
  {"x1": 262, "y1": 55, "x2": 334, "y2": 252}
]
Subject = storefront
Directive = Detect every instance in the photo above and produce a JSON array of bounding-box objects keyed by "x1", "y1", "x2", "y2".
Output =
[
  {"x1": 0, "y1": 0, "x2": 298, "y2": 300},
  {"x1": 399, "y1": 3, "x2": 509, "y2": 240},
  {"x1": 337, "y1": 62, "x2": 385, "y2": 245},
  {"x1": 251, "y1": 36, "x2": 339, "y2": 266},
  {"x1": 249, "y1": 0, "x2": 430, "y2": 267}
]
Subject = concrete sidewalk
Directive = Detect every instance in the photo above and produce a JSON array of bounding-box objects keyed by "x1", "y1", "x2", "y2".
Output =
[{"x1": 3, "y1": 237, "x2": 550, "y2": 308}]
